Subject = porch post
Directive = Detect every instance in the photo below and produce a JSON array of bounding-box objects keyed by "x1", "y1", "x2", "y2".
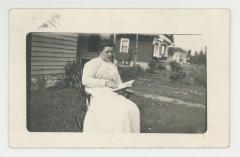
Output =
[
  {"x1": 113, "y1": 34, "x2": 117, "y2": 64},
  {"x1": 134, "y1": 34, "x2": 138, "y2": 66},
  {"x1": 113, "y1": 33, "x2": 116, "y2": 44}
]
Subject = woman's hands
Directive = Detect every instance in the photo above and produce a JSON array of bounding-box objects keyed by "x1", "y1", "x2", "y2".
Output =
[{"x1": 105, "y1": 80, "x2": 118, "y2": 89}]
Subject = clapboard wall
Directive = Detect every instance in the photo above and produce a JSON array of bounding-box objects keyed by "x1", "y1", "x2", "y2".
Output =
[{"x1": 29, "y1": 32, "x2": 78, "y2": 76}]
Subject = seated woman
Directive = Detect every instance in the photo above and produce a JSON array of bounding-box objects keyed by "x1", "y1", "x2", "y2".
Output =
[{"x1": 82, "y1": 40, "x2": 140, "y2": 133}]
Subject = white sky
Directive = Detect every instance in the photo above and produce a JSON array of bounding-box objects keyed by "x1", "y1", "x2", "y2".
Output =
[{"x1": 173, "y1": 35, "x2": 207, "y2": 53}]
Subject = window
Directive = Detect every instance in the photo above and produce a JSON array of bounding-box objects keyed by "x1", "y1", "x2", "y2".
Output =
[
  {"x1": 120, "y1": 38, "x2": 129, "y2": 53},
  {"x1": 153, "y1": 43, "x2": 167, "y2": 58},
  {"x1": 153, "y1": 43, "x2": 161, "y2": 58},
  {"x1": 161, "y1": 45, "x2": 166, "y2": 56}
]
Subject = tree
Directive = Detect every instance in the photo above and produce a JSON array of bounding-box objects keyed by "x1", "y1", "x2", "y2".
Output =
[{"x1": 186, "y1": 49, "x2": 192, "y2": 64}]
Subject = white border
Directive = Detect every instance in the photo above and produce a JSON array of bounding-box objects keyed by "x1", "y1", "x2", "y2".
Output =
[{"x1": 8, "y1": 9, "x2": 229, "y2": 148}]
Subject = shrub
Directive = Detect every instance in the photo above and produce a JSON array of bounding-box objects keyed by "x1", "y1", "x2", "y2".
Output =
[
  {"x1": 157, "y1": 61, "x2": 166, "y2": 70},
  {"x1": 31, "y1": 75, "x2": 46, "y2": 92},
  {"x1": 147, "y1": 58, "x2": 158, "y2": 73},
  {"x1": 48, "y1": 75, "x2": 66, "y2": 90},
  {"x1": 169, "y1": 61, "x2": 186, "y2": 82},
  {"x1": 63, "y1": 61, "x2": 82, "y2": 88}
]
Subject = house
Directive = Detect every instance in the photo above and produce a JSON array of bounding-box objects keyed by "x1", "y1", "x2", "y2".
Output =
[
  {"x1": 114, "y1": 34, "x2": 174, "y2": 68},
  {"x1": 59, "y1": 33, "x2": 174, "y2": 68},
  {"x1": 27, "y1": 32, "x2": 80, "y2": 89},
  {"x1": 28, "y1": 33, "x2": 114, "y2": 75},
  {"x1": 28, "y1": 32, "x2": 114, "y2": 89},
  {"x1": 28, "y1": 32, "x2": 79, "y2": 76},
  {"x1": 27, "y1": 33, "x2": 174, "y2": 89},
  {"x1": 167, "y1": 47, "x2": 188, "y2": 64},
  {"x1": 78, "y1": 33, "x2": 113, "y2": 61}
]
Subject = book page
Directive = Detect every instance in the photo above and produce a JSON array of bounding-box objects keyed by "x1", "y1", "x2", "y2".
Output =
[{"x1": 112, "y1": 80, "x2": 135, "y2": 92}]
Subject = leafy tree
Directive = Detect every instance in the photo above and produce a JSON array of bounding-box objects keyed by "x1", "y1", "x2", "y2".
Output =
[{"x1": 187, "y1": 47, "x2": 207, "y2": 66}]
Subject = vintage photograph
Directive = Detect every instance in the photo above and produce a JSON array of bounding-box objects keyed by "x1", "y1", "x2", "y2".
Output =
[
  {"x1": 9, "y1": 9, "x2": 229, "y2": 147},
  {"x1": 27, "y1": 32, "x2": 207, "y2": 133}
]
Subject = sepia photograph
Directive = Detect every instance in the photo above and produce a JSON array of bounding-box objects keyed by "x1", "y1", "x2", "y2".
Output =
[
  {"x1": 9, "y1": 9, "x2": 229, "y2": 147},
  {"x1": 27, "y1": 33, "x2": 207, "y2": 133}
]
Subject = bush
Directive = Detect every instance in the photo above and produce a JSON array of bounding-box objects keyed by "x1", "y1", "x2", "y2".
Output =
[
  {"x1": 48, "y1": 75, "x2": 66, "y2": 90},
  {"x1": 147, "y1": 58, "x2": 158, "y2": 73},
  {"x1": 63, "y1": 61, "x2": 82, "y2": 88},
  {"x1": 31, "y1": 75, "x2": 47, "y2": 92},
  {"x1": 169, "y1": 61, "x2": 186, "y2": 82},
  {"x1": 157, "y1": 61, "x2": 166, "y2": 70}
]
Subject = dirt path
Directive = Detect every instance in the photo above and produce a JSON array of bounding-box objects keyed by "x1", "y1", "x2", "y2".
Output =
[{"x1": 133, "y1": 91, "x2": 206, "y2": 109}]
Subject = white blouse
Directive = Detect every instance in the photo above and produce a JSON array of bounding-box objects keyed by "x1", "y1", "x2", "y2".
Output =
[{"x1": 82, "y1": 57, "x2": 122, "y2": 88}]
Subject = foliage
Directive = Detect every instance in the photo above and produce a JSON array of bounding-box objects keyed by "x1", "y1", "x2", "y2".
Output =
[
  {"x1": 147, "y1": 58, "x2": 167, "y2": 73},
  {"x1": 31, "y1": 75, "x2": 47, "y2": 92},
  {"x1": 48, "y1": 75, "x2": 66, "y2": 90},
  {"x1": 187, "y1": 47, "x2": 207, "y2": 65},
  {"x1": 63, "y1": 61, "x2": 82, "y2": 88},
  {"x1": 189, "y1": 66, "x2": 207, "y2": 87},
  {"x1": 169, "y1": 61, "x2": 186, "y2": 82},
  {"x1": 147, "y1": 58, "x2": 159, "y2": 73},
  {"x1": 156, "y1": 61, "x2": 167, "y2": 70}
]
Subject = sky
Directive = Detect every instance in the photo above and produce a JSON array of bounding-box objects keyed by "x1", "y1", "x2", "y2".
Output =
[{"x1": 173, "y1": 35, "x2": 207, "y2": 53}]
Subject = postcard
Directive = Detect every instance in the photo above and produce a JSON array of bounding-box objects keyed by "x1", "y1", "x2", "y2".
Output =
[{"x1": 9, "y1": 9, "x2": 229, "y2": 148}]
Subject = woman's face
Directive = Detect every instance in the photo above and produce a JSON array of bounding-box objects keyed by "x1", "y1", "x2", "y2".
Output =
[{"x1": 100, "y1": 46, "x2": 114, "y2": 62}]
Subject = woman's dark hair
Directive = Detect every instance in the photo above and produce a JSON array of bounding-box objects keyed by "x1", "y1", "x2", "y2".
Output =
[{"x1": 98, "y1": 40, "x2": 115, "y2": 52}]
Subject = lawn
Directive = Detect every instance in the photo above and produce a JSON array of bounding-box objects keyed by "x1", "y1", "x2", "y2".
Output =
[
  {"x1": 119, "y1": 65, "x2": 207, "y2": 105},
  {"x1": 28, "y1": 88, "x2": 206, "y2": 133},
  {"x1": 28, "y1": 65, "x2": 207, "y2": 133},
  {"x1": 28, "y1": 89, "x2": 84, "y2": 132},
  {"x1": 131, "y1": 95, "x2": 206, "y2": 133}
]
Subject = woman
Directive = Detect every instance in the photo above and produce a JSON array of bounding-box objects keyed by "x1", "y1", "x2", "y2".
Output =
[{"x1": 82, "y1": 40, "x2": 140, "y2": 133}]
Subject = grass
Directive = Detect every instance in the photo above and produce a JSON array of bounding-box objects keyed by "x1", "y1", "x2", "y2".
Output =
[
  {"x1": 119, "y1": 66, "x2": 207, "y2": 105},
  {"x1": 28, "y1": 89, "x2": 84, "y2": 132},
  {"x1": 130, "y1": 95, "x2": 206, "y2": 133},
  {"x1": 28, "y1": 88, "x2": 206, "y2": 133},
  {"x1": 28, "y1": 64, "x2": 207, "y2": 133}
]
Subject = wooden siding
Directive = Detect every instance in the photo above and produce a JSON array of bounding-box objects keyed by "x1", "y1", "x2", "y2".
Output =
[
  {"x1": 30, "y1": 32, "x2": 78, "y2": 76},
  {"x1": 137, "y1": 36, "x2": 154, "y2": 62}
]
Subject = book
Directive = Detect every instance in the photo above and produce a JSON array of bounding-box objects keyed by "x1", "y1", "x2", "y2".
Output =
[{"x1": 112, "y1": 80, "x2": 135, "y2": 92}]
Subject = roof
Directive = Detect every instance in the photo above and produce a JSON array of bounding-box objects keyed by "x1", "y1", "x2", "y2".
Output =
[{"x1": 168, "y1": 47, "x2": 187, "y2": 56}]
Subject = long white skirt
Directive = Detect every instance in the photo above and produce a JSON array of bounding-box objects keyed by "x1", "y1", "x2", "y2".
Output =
[{"x1": 83, "y1": 88, "x2": 140, "y2": 133}]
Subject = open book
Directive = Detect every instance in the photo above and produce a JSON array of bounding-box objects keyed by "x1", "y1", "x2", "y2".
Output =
[{"x1": 112, "y1": 80, "x2": 135, "y2": 92}]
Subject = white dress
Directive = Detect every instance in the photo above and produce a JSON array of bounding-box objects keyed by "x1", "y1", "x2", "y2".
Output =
[{"x1": 82, "y1": 57, "x2": 140, "y2": 133}]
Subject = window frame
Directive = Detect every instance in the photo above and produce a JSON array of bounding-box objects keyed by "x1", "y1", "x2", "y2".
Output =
[{"x1": 120, "y1": 38, "x2": 130, "y2": 53}]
